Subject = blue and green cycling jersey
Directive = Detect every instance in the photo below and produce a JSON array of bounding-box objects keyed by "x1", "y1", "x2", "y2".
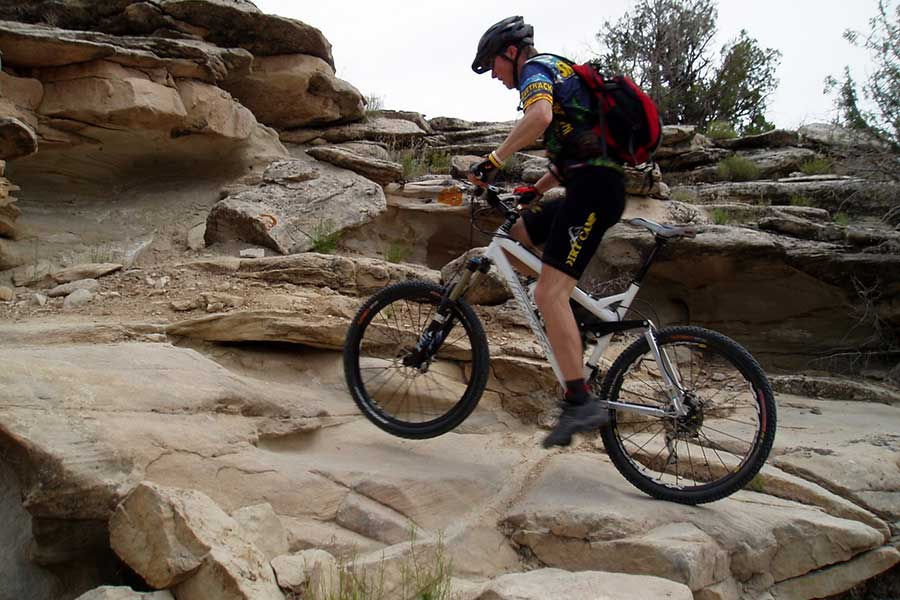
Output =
[{"x1": 519, "y1": 54, "x2": 622, "y2": 173}]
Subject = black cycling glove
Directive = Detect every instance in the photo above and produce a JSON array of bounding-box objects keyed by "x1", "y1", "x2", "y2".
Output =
[
  {"x1": 514, "y1": 185, "x2": 542, "y2": 205},
  {"x1": 468, "y1": 151, "x2": 503, "y2": 185}
]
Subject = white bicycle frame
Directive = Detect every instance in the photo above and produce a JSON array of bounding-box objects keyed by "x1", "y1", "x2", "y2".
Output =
[{"x1": 469, "y1": 227, "x2": 688, "y2": 418}]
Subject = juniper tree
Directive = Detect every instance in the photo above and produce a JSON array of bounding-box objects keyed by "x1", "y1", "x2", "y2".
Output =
[{"x1": 596, "y1": 0, "x2": 781, "y2": 134}]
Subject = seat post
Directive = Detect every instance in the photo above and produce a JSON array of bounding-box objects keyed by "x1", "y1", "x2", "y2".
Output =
[{"x1": 633, "y1": 236, "x2": 666, "y2": 285}]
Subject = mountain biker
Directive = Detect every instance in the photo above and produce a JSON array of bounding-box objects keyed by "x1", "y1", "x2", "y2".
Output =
[{"x1": 468, "y1": 15, "x2": 627, "y2": 448}]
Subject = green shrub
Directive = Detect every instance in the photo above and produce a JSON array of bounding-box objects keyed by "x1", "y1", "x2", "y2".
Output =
[
  {"x1": 427, "y1": 151, "x2": 452, "y2": 174},
  {"x1": 384, "y1": 240, "x2": 411, "y2": 264},
  {"x1": 834, "y1": 212, "x2": 850, "y2": 226},
  {"x1": 789, "y1": 195, "x2": 812, "y2": 207},
  {"x1": 799, "y1": 156, "x2": 833, "y2": 175},
  {"x1": 710, "y1": 208, "x2": 732, "y2": 225},
  {"x1": 308, "y1": 530, "x2": 453, "y2": 600},
  {"x1": 705, "y1": 120, "x2": 738, "y2": 140},
  {"x1": 309, "y1": 219, "x2": 342, "y2": 254},
  {"x1": 670, "y1": 188, "x2": 697, "y2": 203},
  {"x1": 747, "y1": 475, "x2": 766, "y2": 493},
  {"x1": 395, "y1": 149, "x2": 428, "y2": 180},
  {"x1": 499, "y1": 153, "x2": 525, "y2": 181},
  {"x1": 717, "y1": 155, "x2": 761, "y2": 182}
]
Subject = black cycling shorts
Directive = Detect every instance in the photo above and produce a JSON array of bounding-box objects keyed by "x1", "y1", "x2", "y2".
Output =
[{"x1": 521, "y1": 166, "x2": 626, "y2": 279}]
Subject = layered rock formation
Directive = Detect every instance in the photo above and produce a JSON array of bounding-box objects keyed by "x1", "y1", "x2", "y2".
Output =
[{"x1": 1, "y1": 3, "x2": 899, "y2": 600}]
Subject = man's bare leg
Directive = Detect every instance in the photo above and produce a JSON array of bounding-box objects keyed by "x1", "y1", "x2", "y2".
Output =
[{"x1": 534, "y1": 263, "x2": 609, "y2": 447}]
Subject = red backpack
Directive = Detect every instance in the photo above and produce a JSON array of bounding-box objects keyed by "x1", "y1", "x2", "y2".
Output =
[{"x1": 571, "y1": 62, "x2": 663, "y2": 166}]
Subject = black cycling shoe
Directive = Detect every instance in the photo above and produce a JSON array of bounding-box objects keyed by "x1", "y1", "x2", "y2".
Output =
[{"x1": 542, "y1": 398, "x2": 610, "y2": 448}]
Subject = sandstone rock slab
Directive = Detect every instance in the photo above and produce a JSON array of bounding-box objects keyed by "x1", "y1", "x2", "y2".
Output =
[
  {"x1": 47, "y1": 278, "x2": 99, "y2": 298},
  {"x1": 51, "y1": 263, "x2": 123, "y2": 284},
  {"x1": 205, "y1": 158, "x2": 385, "y2": 254},
  {"x1": 281, "y1": 116, "x2": 427, "y2": 146},
  {"x1": 175, "y1": 79, "x2": 256, "y2": 140},
  {"x1": 307, "y1": 145, "x2": 403, "y2": 185},
  {"x1": 271, "y1": 550, "x2": 339, "y2": 596},
  {"x1": 231, "y1": 502, "x2": 289, "y2": 560},
  {"x1": 224, "y1": 54, "x2": 362, "y2": 129},
  {"x1": 110, "y1": 482, "x2": 284, "y2": 598},
  {"x1": 0, "y1": 116, "x2": 38, "y2": 160},
  {"x1": 74, "y1": 586, "x2": 174, "y2": 600},
  {"x1": 474, "y1": 568, "x2": 694, "y2": 600},
  {"x1": 503, "y1": 453, "x2": 887, "y2": 597}
]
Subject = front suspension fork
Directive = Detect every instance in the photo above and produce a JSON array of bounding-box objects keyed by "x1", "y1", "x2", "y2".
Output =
[{"x1": 404, "y1": 256, "x2": 490, "y2": 368}]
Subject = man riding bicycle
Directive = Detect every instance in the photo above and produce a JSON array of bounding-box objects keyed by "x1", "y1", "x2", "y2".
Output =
[{"x1": 468, "y1": 16, "x2": 627, "y2": 448}]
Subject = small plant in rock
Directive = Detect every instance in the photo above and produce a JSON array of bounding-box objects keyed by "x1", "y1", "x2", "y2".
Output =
[
  {"x1": 710, "y1": 208, "x2": 732, "y2": 225},
  {"x1": 307, "y1": 530, "x2": 455, "y2": 600},
  {"x1": 398, "y1": 149, "x2": 429, "y2": 180},
  {"x1": 427, "y1": 151, "x2": 452, "y2": 174},
  {"x1": 364, "y1": 94, "x2": 384, "y2": 114},
  {"x1": 789, "y1": 195, "x2": 813, "y2": 207},
  {"x1": 705, "y1": 120, "x2": 738, "y2": 140},
  {"x1": 499, "y1": 153, "x2": 525, "y2": 181},
  {"x1": 670, "y1": 188, "x2": 697, "y2": 203},
  {"x1": 308, "y1": 219, "x2": 342, "y2": 254},
  {"x1": 717, "y1": 155, "x2": 761, "y2": 182},
  {"x1": 747, "y1": 475, "x2": 766, "y2": 493},
  {"x1": 384, "y1": 240, "x2": 411, "y2": 264},
  {"x1": 834, "y1": 212, "x2": 851, "y2": 226},
  {"x1": 799, "y1": 156, "x2": 834, "y2": 175}
]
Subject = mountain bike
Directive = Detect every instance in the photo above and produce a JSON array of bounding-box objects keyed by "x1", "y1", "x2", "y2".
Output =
[{"x1": 343, "y1": 185, "x2": 776, "y2": 504}]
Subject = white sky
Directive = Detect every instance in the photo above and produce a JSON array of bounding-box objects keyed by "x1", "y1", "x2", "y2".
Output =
[{"x1": 254, "y1": 0, "x2": 876, "y2": 129}]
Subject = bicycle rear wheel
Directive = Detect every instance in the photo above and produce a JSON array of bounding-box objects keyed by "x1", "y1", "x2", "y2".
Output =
[
  {"x1": 598, "y1": 326, "x2": 776, "y2": 504},
  {"x1": 343, "y1": 280, "x2": 490, "y2": 439}
]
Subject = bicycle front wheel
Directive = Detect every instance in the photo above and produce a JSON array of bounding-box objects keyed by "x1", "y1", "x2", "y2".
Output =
[
  {"x1": 343, "y1": 280, "x2": 490, "y2": 439},
  {"x1": 598, "y1": 326, "x2": 776, "y2": 504}
]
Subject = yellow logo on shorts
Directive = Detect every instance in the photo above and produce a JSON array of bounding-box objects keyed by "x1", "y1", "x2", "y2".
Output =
[{"x1": 566, "y1": 212, "x2": 597, "y2": 267}]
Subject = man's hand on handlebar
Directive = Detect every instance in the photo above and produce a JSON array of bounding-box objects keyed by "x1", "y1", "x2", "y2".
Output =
[
  {"x1": 467, "y1": 153, "x2": 501, "y2": 188},
  {"x1": 513, "y1": 185, "x2": 541, "y2": 206}
]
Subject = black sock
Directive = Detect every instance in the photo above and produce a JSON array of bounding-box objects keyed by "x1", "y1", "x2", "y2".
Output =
[{"x1": 564, "y1": 379, "x2": 590, "y2": 404}]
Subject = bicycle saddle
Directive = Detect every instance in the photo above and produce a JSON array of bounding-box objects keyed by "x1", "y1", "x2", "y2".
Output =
[{"x1": 628, "y1": 218, "x2": 697, "y2": 239}]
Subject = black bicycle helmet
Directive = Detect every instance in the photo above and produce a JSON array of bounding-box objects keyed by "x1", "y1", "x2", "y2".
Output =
[{"x1": 472, "y1": 16, "x2": 534, "y2": 74}]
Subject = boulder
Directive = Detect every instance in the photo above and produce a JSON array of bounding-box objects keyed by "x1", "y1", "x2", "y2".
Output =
[
  {"x1": 306, "y1": 145, "x2": 403, "y2": 185},
  {"x1": 62, "y1": 288, "x2": 94, "y2": 309},
  {"x1": 205, "y1": 157, "x2": 386, "y2": 254},
  {"x1": 0, "y1": 1, "x2": 329, "y2": 69},
  {"x1": 660, "y1": 125, "x2": 697, "y2": 146},
  {"x1": 38, "y1": 60, "x2": 188, "y2": 130},
  {"x1": 799, "y1": 123, "x2": 887, "y2": 151},
  {"x1": 0, "y1": 285, "x2": 13, "y2": 301},
  {"x1": 174, "y1": 79, "x2": 257, "y2": 140},
  {"x1": 473, "y1": 568, "x2": 694, "y2": 600},
  {"x1": 52, "y1": 263, "x2": 122, "y2": 284},
  {"x1": 375, "y1": 109, "x2": 434, "y2": 134},
  {"x1": 0, "y1": 116, "x2": 38, "y2": 160},
  {"x1": 74, "y1": 587, "x2": 174, "y2": 600},
  {"x1": 679, "y1": 147, "x2": 819, "y2": 183},
  {"x1": 335, "y1": 493, "x2": 415, "y2": 545},
  {"x1": 714, "y1": 128, "x2": 800, "y2": 150},
  {"x1": 503, "y1": 453, "x2": 888, "y2": 598},
  {"x1": 676, "y1": 178, "x2": 899, "y2": 216},
  {"x1": 231, "y1": 503, "x2": 289, "y2": 560},
  {"x1": 47, "y1": 278, "x2": 100, "y2": 298},
  {"x1": 271, "y1": 550, "x2": 339, "y2": 596},
  {"x1": 758, "y1": 214, "x2": 844, "y2": 242},
  {"x1": 0, "y1": 239, "x2": 23, "y2": 270},
  {"x1": 450, "y1": 154, "x2": 482, "y2": 179},
  {"x1": 441, "y1": 248, "x2": 511, "y2": 306},
  {"x1": 110, "y1": 482, "x2": 285, "y2": 599},
  {"x1": 223, "y1": 54, "x2": 363, "y2": 129},
  {"x1": 281, "y1": 116, "x2": 428, "y2": 146},
  {"x1": 0, "y1": 190, "x2": 22, "y2": 239},
  {"x1": 0, "y1": 20, "x2": 253, "y2": 83}
]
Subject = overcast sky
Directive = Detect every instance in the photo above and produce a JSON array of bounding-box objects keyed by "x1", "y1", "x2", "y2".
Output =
[{"x1": 253, "y1": 0, "x2": 876, "y2": 129}]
